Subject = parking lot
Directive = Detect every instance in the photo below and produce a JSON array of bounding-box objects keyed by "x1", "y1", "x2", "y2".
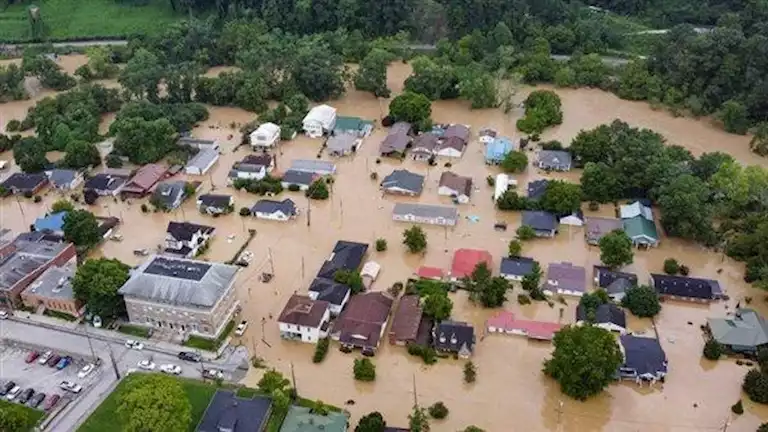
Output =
[{"x1": 0, "y1": 340, "x2": 101, "y2": 412}]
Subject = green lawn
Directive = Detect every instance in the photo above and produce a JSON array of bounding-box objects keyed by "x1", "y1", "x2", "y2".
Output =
[
  {"x1": 183, "y1": 320, "x2": 235, "y2": 351},
  {"x1": 0, "y1": 399, "x2": 45, "y2": 432},
  {"x1": 0, "y1": 0, "x2": 182, "y2": 42},
  {"x1": 117, "y1": 324, "x2": 152, "y2": 338}
]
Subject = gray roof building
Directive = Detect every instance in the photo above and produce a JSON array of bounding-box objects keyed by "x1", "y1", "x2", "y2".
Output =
[
  {"x1": 197, "y1": 390, "x2": 272, "y2": 432},
  {"x1": 380, "y1": 169, "x2": 425, "y2": 195},
  {"x1": 21, "y1": 264, "x2": 75, "y2": 302},
  {"x1": 119, "y1": 255, "x2": 239, "y2": 308},
  {"x1": 619, "y1": 335, "x2": 668, "y2": 381},
  {"x1": 0, "y1": 235, "x2": 76, "y2": 306},
  {"x1": 392, "y1": 203, "x2": 459, "y2": 226},
  {"x1": 326, "y1": 133, "x2": 359, "y2": 156},
  {"x1": 500, "y1": 256, "x2": 536, "y2": 279},
  {"x1": 527, "y1": 179, "x2": 549, "y2": 200},
  {"x1": 185, "y1": 148, "x2": 219, "y2": 175},
  {"x1": 251, "y1": 199, "x2": 297, "y2": 217},
  {"x1": 152, "y1": 180, "x2": 187, "y2": 210},
  {"x1": 708, "y1": 309, "x2": 768, "y2": 352},
  {"x1": 545, "y1": 262, "x2": 587, "y2": 295},
  {"x1": 281, "y1": 170, "x2": 317, "y2": 187},
  {"x1": 289, "y1": 159, "x2": 336, "y2": 175},
  {"x1": 48, "y1": 169, "x2": 81, "y2": 189},
  {"x1": 576, "y1": 303, "x2": 626, "y2": 328},
  {"x1": 522, "y1": 211, "x2": 558, "y2": 235},
  {"x1": 537, "y1": 150, "x2": 572, "y2": 171},
  {"x1": 585, "y1": 217, "x2": 623, "y2": 245}
]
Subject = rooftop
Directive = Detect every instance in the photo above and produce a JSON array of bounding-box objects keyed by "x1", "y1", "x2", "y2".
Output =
[
  {"x1": 416, "y1": 266, "x2": 443, "y2": 280},
  {"x1": 289, "y1": 159, "x2": 336, "y2": 174},
  {"x1": 0, "y1": 237, "x2": 73, "y2": 292},
  {"x1": 585, "y1": 217, "x2": 623, "y2": 243},
  {"x1": 48, "y1": 169, "x2": 79, "y2": 187},
  {"x1": 166, "y1": 221, "x2": 215, "y2": 242},
  {"x1": 278, "y1": 294, "x2": 330, "y2": 328},
  {"x1": 438, "y1": 171, "x2": 472, "y2": 197},
  {"x1": 651, "y1": 273, "x2": 719, "y2": 300},
  {"x1": 316, "y1": 241, "x2": 368, "y2": 280},
  {"x1": 1, "y1": 172, "x2": 48, "y2": 192},
  {"x1": 451, "y1": 249, "x2": 493, "y2": 279},
  {"x1": 279, "y1": 406, "x2": 347, "y2": 432},
  {"x1": 486, "y1": 311, "x2": 562, "y2": 340},
  {"x1": 84, "y1": 173, "x2": 127, "y2": 192},
  {"x1": 620, "y1": 335, "x2": 668, "y2": 377},
  {"x1": 381, "y1": 169, "x2": 424, "y2": 194},
  {"x1": 593, "y1": 266, "x2": 638, "y2": 293},
  {"x1": 546, "y1": 262, "x2": 587, "y2": 293},
  {"x1": 251, "y1": 199, "x2": 297, "y2": 216},
  {"x1": 34, "y1": 212, "x2": 67, "y2": 233},
  {"x1": 392, "y1": 203, "x2": 458, "y2": 221},
  {"x1": 500, "y1": 256, "x2": 536, "y2": 277},
  {"x1": 537, "y1": 150, "x2": 572, "y2": 169},
  {"x1": 527, "y1": 179, "x2": 549, "y2": 200},
  {"x1": 522, "y1": 210, "x2": 557, "y2": 231},
  {"x1": 282, "y1": 170, "x2": 317, "y2": 186},
  {"x1": 333, "y1": 292, "x2": 393, "y2": 349},
  {"x1": 198, "y1": 194, "x2": 232, "y2": 208},
  {"x1": 620, "y1": 201, "x2": 654, "y2": 220},
  {"x1": 196, "y1": 390, "x2": 272, "y2": 432},
  {"x1": 708, "y1": 309, "x2": 768, "y2": 348},
  {"x1": 186, "y1": 148, "x2": 219, "y2": 170},
  {"x1": 434, "y1": 320, "x2": 475, "y2": 353},
  {"x1": 22, "y1": 264, "x2": 75, "y2": 300},
  {"x1": 389, "y1": 295, "x2": 423, "y2": 342},
  {"x1": 308, "y1": 278, "x2": 351, "y2": 306},
  {"x1": 577, "y1": 303, "x2": 626, "y2": 327}
]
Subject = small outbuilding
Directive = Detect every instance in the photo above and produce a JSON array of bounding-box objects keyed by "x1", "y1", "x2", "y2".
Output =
[{"x1": 250, "y1": 122, "x2": 281, "y2": 149}]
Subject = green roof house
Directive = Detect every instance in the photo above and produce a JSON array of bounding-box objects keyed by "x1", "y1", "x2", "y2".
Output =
[
  {"x1": 622, "y1": 215, "x2": 659, "y2": 248},
  {"x1": 333, "y1": 116, "x2": 373, "y2": 137},
  {"x1": 279, "y1": 406, "x2": 348, "y2": 432},
  {"x1": 708, "y1": 308, "x2": 768, "y2": 354}
]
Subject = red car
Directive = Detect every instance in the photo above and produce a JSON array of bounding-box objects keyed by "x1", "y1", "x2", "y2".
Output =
[
  {"x1": 47, "y1": 354, "x2": 61, "y2": 367},
  {"x1": 25, "y1": 351, "x2": 40, "y2": 364},
  {"x1": 44, "y1": 394, "x2": 61, "y2": 411}
]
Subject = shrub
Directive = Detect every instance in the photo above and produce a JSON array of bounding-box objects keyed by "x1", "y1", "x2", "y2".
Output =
[
  {"x1": 444, "y1": 162, "x2": 452, "y2": 168},
  {"x1": 588, "y1": 201, "x2": 600, "y2": 211},
  {"x1": 517, "y1": 294, "x2": 531, "y2": 305},
  {"x1": 370, "y1": 172, "x2": 378, "y2": 180},
  {"x1": 621, "y1": 285, "x2": 661, "y2": 318},
  {"x1": 239, "y1": 207, "x2": 251, "y2": 216},
  {"x1": 313, "y1": 338, "x2": 330, "y2": 363},
  {"x1": 375, "y1": 238, "x2": 387, "y2": 252},
  {"x1": 33, "y1": 195, "x2": 42, "y2": 203},
  {"x1": 486, "y1": 175, "x2": 494, "y2": 186},
  {"x1": 288, "y1": 183, "x2": 301, "y2": 192},
  {"x1": 106, "y1": 153, "x2": 123, "y2": 168},
  {"x1": 407, "y1": 343, "x2": 437, "y2": 365},
  {"x1": 679, "y1": 265, "x2": 690, "y2": 276},
  {"x1": 463, "y1": 361, "x2": 476, "y2": 383},
  {"x1": 140, "y1": 203, "x2": 149, "y2": 213},
  {"x1": 516, "y1": 225, "x2": 536, "y2": 241},
  {"x1": 663, "y1": 258, "x2": 679, "y2": 275},
  {"x1": 731, "y1": 399, "x2": 744, "y2": 414},
  {"x1": 744, "y1": 369, "x2": 768, "y2": 403},
  {"x1": 703, "y1": 339, "x2": 724, "y2": 360},
  {"x1": 428, "y1": 402, "x2": 449, "y2": 419},
  {"x1": 5, "y1": 119, "x2": 21, "y2": 132},
  {"x1": 353, "y1": 358, "x2": 376, "y2": 381}
]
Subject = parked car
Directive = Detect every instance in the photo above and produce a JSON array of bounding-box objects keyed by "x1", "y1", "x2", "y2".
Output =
[
  {"x1": 5, "y1": 386, "x2": 21, "y2": 401},
  {"x1": 59, "y1": 381, "x2": 82, "y2": 394},
  {"x1": 56, "y1": 357, "x2": 72, "y2": 370},
  {"x1": 28, "y1": 392, "x2": 45, "y2": 408},
  {"x1": 160, "y1": 364, "x2": 181, "y2": 375},
  {"x1": 125, "y1": 340, "x2": 144, "y2": 350},
  {"x1": 44, "y1": 394, "x2": 61, "y2": 411},
  {"x1": 78, "y1": 364, "x2": 95, "y2": 378},
  {"x1": 38, "y1": 351, "x2": 52, "y2": 365},
  {"x1": 47, "y1": 355, "x2": 61, "y2": 367},
  {"x1": 177, "y1": 351, "x2": 201, "y2": 362},
  {"x1": 234, "y1": 320, "x2": 249, "y2": 336},
  {"x1": 0, "y1": 381, "x2": 16, "y2": 396},
  {"x1": 17, "y1": 388, "x2": 34, "y2": 404},
  {"x1": 25, "y1": 351, "x2": 40, "y2": 364},
  {"x1": 202, "y1": 369, "x2": 224, "y2": 380},
  {"x1": 0, "y1": 310, "x2": 9, "y2": 319},
  {"x1": 137, "y1": 360, "x2": 155, "y2": 370}
]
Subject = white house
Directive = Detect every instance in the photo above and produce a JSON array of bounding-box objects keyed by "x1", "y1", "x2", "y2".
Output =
[
  {"x1": 493, "y1": 173, "x2": 517, "y2": 202},
  {"x1": 576, "y1": 303, "x2": 627, "y2": 334},
  {"x1": 250, "y1": 123, "x2": 281, "y2": 149},
  {"x1": 184, "y1": 148, "x2": 219, "y2": 176},
  {"x1": 277, "y1": 294, "x2": 331, "y2": 344},
  {"x1": 48, "y1": 169, "x2": 84, "y2": 191},
  {"x1": 228, "y1": 163, "x2": 266, "y2": 184},
  {"x1": 302, "y1": 104, "x2": 337, "y2": 138},
  {"x1": 163, "y1": 221, "x2": 215, "y2": 258},
  {"x1": 559, "y1": 210, "x2": 585, "y2": 227},
  {"x1": 251, "y1": 199, "x2": 297, "y2": 221},
  {"x1": 438, "y1": 171, "x2": 472, "y2": 204}
]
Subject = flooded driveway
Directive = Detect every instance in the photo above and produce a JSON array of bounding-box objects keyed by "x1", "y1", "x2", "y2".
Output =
[{"x1": 1, "y1": 58, "x2": 768, "y2": 431}]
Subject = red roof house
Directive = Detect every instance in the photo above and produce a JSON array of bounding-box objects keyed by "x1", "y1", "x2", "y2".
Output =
[
  {"x1": 331, "y1": 292, "x2": 393, "y2": 354},
  {"x1": 450, "y1": 248, "x2": 493, "y2": 281},
  {"x1": 121, "y1": 164, "x2": 168, "y2": 197},
  {"x1": 388, "y1": 295, "x2": 423, "y2": 345},
  {"x1": 485, "y1": 311, "x2": 562, "y2": 341},
  {"x1": 416, "y1": 266, "x2": 443, "y2": 280}
]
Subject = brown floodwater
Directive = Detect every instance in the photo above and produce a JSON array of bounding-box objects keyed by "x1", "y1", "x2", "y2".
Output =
[{"x1": 1, "y1": 58, "x2": 768, "y2": 431}]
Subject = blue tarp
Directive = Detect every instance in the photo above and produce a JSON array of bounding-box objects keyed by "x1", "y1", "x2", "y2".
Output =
[{"x1": 34, "y1": 211, "x2": 67, "y2": 232}]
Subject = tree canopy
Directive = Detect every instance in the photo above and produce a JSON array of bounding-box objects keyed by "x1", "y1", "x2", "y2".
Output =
[
  {"x1": 72, "y1": 258, "x2": 130, "y2": 319},
  {"x1": 464, "y1": 262, "x2": 509, "y2": 308},
  {"x1": 63, "y1": 210, "x2": 102, "y2": 249},
  {"x1": 403, "y1": 225, "x2": 427, "y2": 253},
  {"x1": 517, "y1": 90, "x2": 563, "y2": 135},
  {"x1": 599, "y1": 230, "x2": 634, "y2": 269},
  {"x1": 389, "y1": 91, "x2": 432, "y2": 130},
  {"x1": 117, "y1": 374, "x2": 192, "y2": 432},
  {"x1": 356, "y1": 412, "x2": 387, "y2": 432},
  {"x1": 621, "y1": 285, "x2": 662, "y2": 318}
]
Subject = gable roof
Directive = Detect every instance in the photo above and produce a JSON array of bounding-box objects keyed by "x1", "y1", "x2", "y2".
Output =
[
  {"x1": 251, "y1": 199, "x2": 296, "y2": 216},
  {"x1": 316, "y1": 240, "x2": 368, "y2": 279},
  {"x1": 381, "y1": 169, "x2": 424, "y2": 194},
  {"x1": 708, "y1": 309, "x2": 768, "y2": 348},
  {"x1": 442, "y1": 124, "x2": 470, "y2": 142},
  {"x1": 451, "y1": 248, "x2": 492, "y2": 279},
  {"x1": 166, "y1": 221, "x2": 214, "y2": 242},
  {"x1": 48, "y1": 169, "x2": 79, "y2": 187},
  {"x1": 253, "y1": 122, "x2": 280, "y2": 137},
  {"x1": 585, "y1": 217, "x2": 623, "y2": 243},
  {"x1": 197, "y1": 390, "x2": 272, "y2": 432},
  {"x1": 380, "y1": 130, "x2": 411, "y2": 154},
  {"x1": 308, "y1": 277, "x2": 351, "y2": 306},
  {"x1": 411, "y1": 134, "x2": 439, "y2": 153},
  {"x1": 152, "y1": 180, "x2": 186, "y2": 207},
  {"x1": 290, "y1": 159, "x2": 336, "y2": 175},
  {"x1": 485, "y1": 137, "x2": 514, "y2": 160},
  {"x1": 84, "y1": 173, "x2": 127, "y2": 192},
  {"x1": 334, "y1": 116, "x2": 364, "y2": 131},
  {"x1": 1, "y1": 172, "x2": 48, "y2": 192},
  {"x1": 434, "y1": 320, "x2": 475, "y2": 353},
  {"x1": 198, "y1": 194, "x2": 232, "y2": 209},
  {"x1": 34, "y1": 212, "x2": 67, "y2": 233},
  {"x1": 485, "y1": 311, "x2": 562, "y2": 340},
  {"x1": 620, "y1": 201, "x2": 654, "y2": 220},
  {"x1": 390, "y1": 295, "x2": 424, "y2": 342},
  {"x1": 333, "y1": 292, "x2": 393, "y2": 348},
  {"x1": 279, "y1": 406, "x2": 347, "y2": 432},
  {"x1": 326, "y1": 133, "x2": 358, "y2": 153},
  {"x1": 650, "y1": 273, "x2": 719, "y2": 300},
  {"x1": 593, "y1": 266, "x2": 638, "y2": 293},
  {"x1": 537, "y1": 150, "x2": 572, "y2": 169},
  {"x1": 623, "y1": 216, "x2": 659, "y2": 242},
  {"x1": 522, "y1": 210, "x2": 557, "y2": 231},
  {"x1": 438, "y1": 136, "x2": 466, "y2": 152},
  {"x1": 281, "y1": 170, "x2": 317, "y2": 186},
  {"x1": 438, "y1": 171, "x2": 472, "y2": 197},
  {"x1": 124, "y1": 164, "x2": 167, "y2": 192},
  {"x1": 278, "y1": 294, "x2": 330, "y2": 328},
  {"x1": 242, "y1": 154, "x2": 274, "y2": 167},
  {"x1": 577, "y1": 303, "x2": 626, "y2": 327},
  {"x1": 546, "y1": 262, "x2": 586, "y2": 292},
  {"x1": 527, "y1": 179, "x2": 549, "y2": 200},
  {"x1": 303, "y1": 104, "x2": 337, "y2": 126},
  {"x1": 620, "y1": 335, "x2": 668, "y2": 376},
  {"x1": 416, "y1": 266, "x2": 443, "y2": 280},
  {"x1": 185, "y1": 148, "x2": 219, "y2": 170},
  {"x1": 500, "y1": 256, "x2": 535, "y2": 277},
  {"x1": 392, "y1": 203, "x2": 458, "y2": 222}
]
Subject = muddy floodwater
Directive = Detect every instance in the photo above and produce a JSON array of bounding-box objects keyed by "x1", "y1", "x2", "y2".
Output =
[{"x1": 2, "y1": 58, "x2": 768, "y2": 431}]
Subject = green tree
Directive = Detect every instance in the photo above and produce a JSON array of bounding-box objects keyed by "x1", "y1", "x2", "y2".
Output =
[
  {"x1": 0, "y1": 401, "x2": 31, "y2": 431},
  {"x1": 508, "y1": 240, "x2": 522, "y2": 257},
  {"x1": 13, "y1": 137, "x2": 48, "y2": 173},
  {"x1": 544, "y1": 325, "x2": 624, "y2": 401},
  {"x1": 51, "y1": 199, "x2": 75, "y2": 213},
  {"x1": 334, "y1": 269, "x2": 365, "y2": 295},
  {"x1": 85, "y1": 46, "x2": 119, "y2": 79},
  {"x1": 521, "y1": 261, "x2": 542, "y2": 292},
  {"x1": 516, "y1": 225, "x2": 536, "y2": 241},
  {"x1": 463, "y1": 361, "x2": 477, "y2": 383},
  {"x1": 516, "y1": 90, "x2": 563, "y2": 135},
  {"x1": 598, "y1": 230, "x2": 634, "y2": 269},
  {"x1": 743, "y1": 369, "x2": 768, "y2": 403},
  {"x1": 354, "y1": 49, "x2": 392, "y2": 98},
  {"x1": 540, "y1": 180, "x2": 582, "y2": 216},
  {"x1": 403, "y1": 226, "x2": 427, "y2": 253},
  {"x1": 580, "y1": 162, "x2": 621, "y2": 203},
  {"x1": 422, "y1": 291, "x2": 453, "y2": 321},
  {"x1": 428, "y1": 402, "x2": 448, "y2": 419},
  {"x1": 731, "y1": 399, "x2": 744, "y2": 414},
  {"x1": 72, "y1": 258, "x2": 130, "y2": 319},
  {"x1": 703, "y1": 339, "x2": 724, "y2": 361},
  {"x1": 621, "y1": 286, "x2": 661, "y2": 317},
  {"x1": 663, "y1": 258, "x2": 679, "y2": 275},
  {"x1": 408, "y1": 405, "x2": 430, "y2": 432},
  {"x1": 355, "y1": 411, "x2": 386, "y2": 432},
  {"x1": 119, "y1": 48, "x2": 163, "y2": 102},
  {"x1": 306, "y1": 179, "x2": 330, "y2": 200},
  {"x1": 389, "y1": 91, "x2": 432, "y2": 127},
  {"x1": 117, "y1": 373, "x2": 192, "y2": 432},
  {"x1": 718, "y1": 100, "x2": 749, "y2": 135},
  {"x1": 500, "y1": 151, "x2": 528, "y2": 173},
  {"x1": 403, "y1": 57, "x2": 459, "y2": 100},
  {"x1": 113, "y1": 117, "x2": 176, "y2": 165},
  {"x1": 257, "y1": 369, "x2": 290, "y2": 394},
  {"x1": 554, "y1": 67, "x2": 576, "y2": 88},
  {"x1": 751, "y1": 123, "x2": 768, "y2": 156},
  {"x1": 62, "y1": 140, "x2": 101, "y2": 169},
  {"x1": 464, "y1": 262, "x2": 508, "y2": 308},
  {"x1": 759, "y1": 423, "x2": 768, "y2": 432},
  {"x1": 353, "y1": 358, "x2": 376, "y2": 381},
  {"x1": 63, "y1": 209, "x2": 102, "y2": 249},
  {"x1": 657, "y1": 174, "x2": 713, "y2": 242},
  {"x1": 458, "y1": 71, "x2": 497, "y2": 109},
  {"x1": 291, "y1": 46, "x2": 346, "y2": 102},
  {"x1": 462, "y1": 427, "x2": 485, "y2": 432},
  {"x1": 375, "y1": 238, "x2": 387, "y2": 252}
]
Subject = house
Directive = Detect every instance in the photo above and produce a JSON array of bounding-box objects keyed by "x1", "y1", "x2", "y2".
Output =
[
  {"x1": 251, "y1": 199, "x2": 297, "y2": 221},
  {"x1": 619, "y1": 335, "x2": 668, "y2": 384},
  {"x1": 121, "y1": 164, "x2": 167, "y2": 197},
  {"x1": 241, "y1": 154, "x2": 275, "y2": 173},
  {"x1": 332, "y1": 292, "x2": 393, "y2": 354},
  {"x1": 361, "y1": 261, "x2": 380, "y2": 289},
  {"x1": 649, "y1": 274, "x2": 721, "y2": 302},
  {"x1": 119, "y1": 255, "x2": 240, "y2": 338},
  {"x1": 308, "y1": 278, "x2": 351, "y2": 316},
  {"x1": 593, "y1": 266, "x2": 638, "y2": 302},
  {"x1": 0, "y1": 235, "x2": 76, "y2": 308},
  {"x1": 585, "y1": 217, "x2": 623, "y2": 245},
  {"x1": 178, "y1": 136, "x2": 219, "y2": 151},
  {"x1": 228, "y1": 162, "x2": 267, "y2": 184},
  {"x1": 620, "y1": 201, "x2": 654, "y2": 220},
  {"x1": 436, "y1": 124, "x2": 470, "y2": 158},
  {"x1": 0, "y1": 172, "x2": 48, "y2": 195},
  {"x1": 493, "y1": 173, "x2": 517, "y2": 202},
  {"x1": 197, "y1": 390, "x2": 272, "y2": 432},
  {"x1": 388, "y1": 295, "x2": 423, "y2": 345},
  {"x1": 326, "y1": 133, "x2": 360, "y2": 157},
  {"x1": 527, "y1": 179, "x2": 549, "y2": 200},
  {"x1": 303, "y1": 104, "x2": 337, "y2": 138},
  {"x1": 185, "y1": 148, "x2": 219, "y2": 176},
  {"x1": 485, "y1": 311, "x2": 562, "y2": 341},
  {"x1": 380, "y1": 124, "x2": 412, "y2": 157},
  {"x1": 416, "y1": 266, "x2": 443, "y2": 280},
  {"x1": 48, "y1": 169, "x2": 83, "y2": 190},
  {"x1": 33, "y1": 212, "x2": 67, "y2": 236},
  {"x1": 576, "y1": 303, "x2": 627, "y2": 334},
  {"x1": 197, "y1": 194, "x2": 234, "y2": 215},
  {"x1": 450, "y1": 248, "x2": 493, "y2": 281},
  {"x1": 623, "y1": 216, "x2": 660, "y2": 248},
  {"x1": 279, "y1": 406, "x2": 347, "y2": 432},
  {"x1": 559, "y1": 210, "x2": 585, "y2": 227},
  {"x1": 438, "y1": 172, "x2": 472, "y2": 204},
  {"x1": 521, "y1": 211, "x2": 558, "y2": 237},
  {"x1": 500, "y1": 256, "x2": 536, "y2": 282},
  {"x1": 392, "y1": 203, "x2": 458, "y2": 226},
  {"x1": 164, "y1": 221, "x2": 215, "y2": 258},
  {"x1": 20, "y1": 264, "x2": 83, "y2": 317},
  {"x1": 333, "y1": 115, "x2": 373, "y2": 137},
  {"x1": 433, "y1": 320, "x2": 475, "y2": 358},
  {"x1": 95, "y1": 216, "x2": 120, "y2": 239},
  {"x1": 281, "y1": 170, "x2": 317, "y2": 191},
  {"x1": 544, "y1": 262, "x2": 587, "y2": 297},
  {"x1": 478, "y1": 127, "x2": 497, "y2": 145},
  {"x1": 484, "y1": 136, "x2": 515, "y2": 165},
  {"x1": 316, "y1": 240, "x2": 368, "y2": 280},
  {"x1": 289, "y1": 159, "x2": 336, "y2": 176},
  {"x1": 83, "y1": 172, "x2": 128, "y2": 198},
  {"x1": 380, "y1": 169, "x2": 424, "y2": 196},
  {"x1": 278, "y1": 294, "x2": 331, "y2": 343},
  {"x1": 536, "y1": 150, "x2": 572, "y2": 171},
  {"x1": 410, "y1": 134, "x2": 440, "y2": 161},
  {"x1": 250, "y1": 122, "x2": 281, "y2": 150},
  {"x1": 151, "y1": 180, "x2": 188, "y2": 210},
  {"x1": 707, "y1": 309, "x2": 768, "y2": 354}
]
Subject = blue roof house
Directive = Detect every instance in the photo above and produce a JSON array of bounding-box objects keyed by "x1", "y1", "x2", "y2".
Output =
[
  {"x1": 34, "y1": 211, "x2": 67, "y2": 235},
  {"x1": 485, "y1": 137, "x2": 515, "y2": 165}
]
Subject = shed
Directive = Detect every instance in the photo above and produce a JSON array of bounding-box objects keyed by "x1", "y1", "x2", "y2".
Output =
[{"x1": 302, "y1": 105, "x2": 337, "y2": 138}]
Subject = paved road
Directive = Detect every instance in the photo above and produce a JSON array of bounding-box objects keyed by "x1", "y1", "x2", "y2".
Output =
[
  {"x1": 0, "y1": 40, "x2": 128, "y2": 50},
  {"x1": 0, "y1": 319, "x2": 246, "y2": 431}
]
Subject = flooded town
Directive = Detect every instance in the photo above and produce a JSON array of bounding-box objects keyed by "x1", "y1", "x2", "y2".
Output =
[{"x1": 2, "y1": 53, "x2": 768, "y2": 432}]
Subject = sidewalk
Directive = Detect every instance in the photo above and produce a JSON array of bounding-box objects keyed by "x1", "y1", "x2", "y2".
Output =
[{"x1": 6, "y1": 312, "x2": 218, "y2": 360}]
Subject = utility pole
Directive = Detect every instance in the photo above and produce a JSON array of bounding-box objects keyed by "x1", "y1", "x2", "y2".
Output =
[
  {"x1": 301, "y1": 256, "x2": 305, "y2": 281},
  {"x1": 555, "y1": 400, "x2": 564, "y2": 427},
  {"x1": 83, "y1": 324, "x2": 97, "y2": 363},
  {"x1": 105, "y1": 343, "x2": 120, "y2": 380},
  {"x1": 267, "y1": 247, "x2": 274, "y2": 276},
  {"x1": 306, "y1": 196, "x2": 311, "y2": 227},
  {"x1": 412, "y1": 373, "x2": 418, "y2": 406},
  {"x1": 290, "y1": 362, "x2": 298, "y2": 399}
]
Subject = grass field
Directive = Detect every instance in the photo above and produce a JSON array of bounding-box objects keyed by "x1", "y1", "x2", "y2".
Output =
[
  {"x1": 117, "y1": 324, "x2": 152, "y2": 338},
  {"x1": 0, "y1": 399, "x2": 45, "y2": 432},
  {"x1": 183, "y1": 319, "x2": 235, "y2": 351},
  {"x1": 0, "y1": 0, "x2": 181, "y2": 42}
]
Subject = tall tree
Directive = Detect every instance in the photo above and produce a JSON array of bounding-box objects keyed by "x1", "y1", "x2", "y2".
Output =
[
  {"x1": 72, "y1": 258, "x2": 130, "y2": 319},
  {"x1": 13, "y1": 137, "x2": 48, "y2": 173},
  {"x1": 112, "y1": 117, "x2": 177, "y2": 165},
  {"x1": 540, "y1": 180, "x2": 582, "y2": 216},
  {"x1": 356, "y1": 411, "x2": 386, "y2": 432},
  {"x1": 402, "y1": 225, "x2": 428, "y2": 253},
  {"x1": 63, "y1": 210, "x2": 102, "y2": 249},
  {"x1": 119, "y1": 48, "x2": 163, "y2": 103},
  {"x1": 389, "y1": 91, "x2": 432, "y2": 128},
  {"x1": 117, "y1": 374, "x2": 192, "y2": 432},
  {"x1": 656, "y1": 174, "x2": 713, "y2": 242},
  {"x1": 62, "y1": 140, "x2": 101, "y2": 169},
  {"x1": 598, "y1": 230, "x2": 634, "y2": 269},
  {"x1": 354, "y1": 49, "x2": 392, "y2": 98}
]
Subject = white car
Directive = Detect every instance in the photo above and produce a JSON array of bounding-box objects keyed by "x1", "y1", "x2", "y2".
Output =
[
  {"x1": 38, "y1": 351, "x2": 52, "y2": 365},
  {"x1": 59, "y1": 381, "x2": 82, "y2": 394},
  {"x1": 5, "y1": 386, "x2": 20, "y2": 400},
  {"x1": 138, "y1": 360, "x2": 155, "y2": 370},
  {"x1": 78, "y1": 364, "x2": 95, "y2": 378},
  {"x1": 125, "y1": 340, "x2": 144, "y2": 350},
  {"x1": 234, "y1": 321, "x2": 248, "y2": 336},
  {"x1": 0, "y1": 310, "x2": 8, "y2": 319},
  {"x1": 160, "y1": 364, "x2": 181, "y2": 375},
  {"x1": 202, "y1": 369, "x2": 224, "y2": 380}
]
